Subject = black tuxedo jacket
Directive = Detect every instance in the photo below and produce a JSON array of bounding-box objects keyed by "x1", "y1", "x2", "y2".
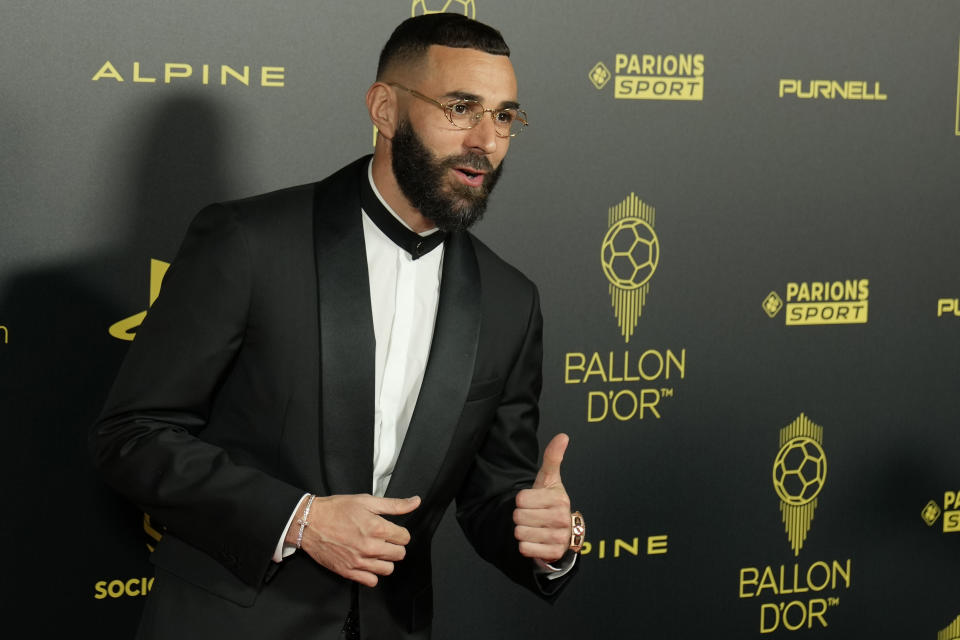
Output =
[{"x1": 90, "y1": 156, "x2": 572, "y2": 639}]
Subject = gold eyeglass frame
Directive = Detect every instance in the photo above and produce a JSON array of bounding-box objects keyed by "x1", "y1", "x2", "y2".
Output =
[{"x1": 387, "y1": 82, "x2": 528, "y2": 138}]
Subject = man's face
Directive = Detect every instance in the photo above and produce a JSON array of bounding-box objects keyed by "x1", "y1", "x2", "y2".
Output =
[
  {"x1": 391, "y1": 118, "x2": 503, "y2": 232},
  {"x1": 390, "y1": 45, "x2": 518, "y2": 231}
]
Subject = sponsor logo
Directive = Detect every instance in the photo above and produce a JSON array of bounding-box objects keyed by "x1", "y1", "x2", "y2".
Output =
[
  {"x1": 778, "y1": 79, "x2": 887, "y2": 101},
  {"x1": 763, "y1": 279, "x2": 869, "y2": 326},
  {"x1": 411, "y1": 0, "x2": 475, "y2": 18},
  {"x1": 580, "y1": 533, "x2": 668, "y2": 560},
  {"x1": 92, "y1": 62, "x2": 285, "y2": 87},
  {"x1": 93, "y1": 577, "x2": 155, "y2": 600},
  {"x1": 109, "y1": 259, "x2": 170, "y2": 341},
  {"x1": 590, "y1": 53, "x2": 705, "y2": 101},
  {"x1": 0, "y1": 324, "x2": 7, "y2": 344},
  {"x1": 93, "y1": 515, "x2": 163, "y2": 600},
  {"x1": 922, "y1": 500, "x2": 942, "y2": 526},
  {"x1": 588, "y1": 61, "x2": 611, "y2": 90},
  {"x1": 937, "y1": 298, "x2": 960, "y2": 317},
  {"x1": 144, "y1": 513, "x2": 164, "y2": 551},
  {"x1": 762, "y1": 291, "x2": 784, "y2": 318},
  {"x1": 921, "y1": 492, "x2": 960, "y2": 533},
  {"x1": 601, "y1": 193, "x2": 659, "y2": 342}
]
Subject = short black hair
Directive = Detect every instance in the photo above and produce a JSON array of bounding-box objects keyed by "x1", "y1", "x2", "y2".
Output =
[{"x1": 376, "y1": 13, "x2": 510, "y2": 79}]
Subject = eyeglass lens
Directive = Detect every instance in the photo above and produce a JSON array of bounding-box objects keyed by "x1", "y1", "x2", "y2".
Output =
[{"x1": 446, "y1": 101, "x2": 526, "y2": 137}]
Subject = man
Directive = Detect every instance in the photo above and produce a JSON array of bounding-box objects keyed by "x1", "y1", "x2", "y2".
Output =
[{"x1": 90, "y1": 13, "x2": 582, "y2": 640}]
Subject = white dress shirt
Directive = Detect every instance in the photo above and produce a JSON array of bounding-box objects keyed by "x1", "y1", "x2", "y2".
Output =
[{"x1": 362, "y1": 165, "x2": 444, "y2": 498}]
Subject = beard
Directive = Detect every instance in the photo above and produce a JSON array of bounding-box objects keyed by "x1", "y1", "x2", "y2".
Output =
[{"x1": 391, "y1": 119, "x2": 504, "y2": 232}]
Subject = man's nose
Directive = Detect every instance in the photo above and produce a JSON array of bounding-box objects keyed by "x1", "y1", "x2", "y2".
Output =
[{"x1": 462, "y1": 113, "x2": 500, "y2": 154}]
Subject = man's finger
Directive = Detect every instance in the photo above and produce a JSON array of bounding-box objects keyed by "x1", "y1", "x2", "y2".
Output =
[
  {"x1": 346, "y1": 569, "x2": 380, "y2": 588},
  {"x1": 533, "y1": 433, "x2": 569, "y2": 489},
  {"x1": 514, "y1": 524, "x2": 570, "y2": 546},
  {"x1": 513, "y1": 501, "x2": 572, "y2": 527},
  {"x1": 372, "y1": 495, "x2": 422, "y2": 515},
  {"x1": 514, "y1": 487, "x2": 571, "y2": 511},
  {"x1": 366, "y1": 540, "x2": 408, "y2": 562},
  {"x1": 517, "y1": 540, "x2": 567, "y2": 563},
  {"x1": 362, "y1": 557, "x2": 399, "y2": 577}
]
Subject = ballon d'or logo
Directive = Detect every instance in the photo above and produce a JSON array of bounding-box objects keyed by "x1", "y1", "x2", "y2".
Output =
[
  {"x1": 772, "y1": 413, "x2": 827, "y2": 556},
  {"x1": 938, "y1": 613, "x2": 960, "y2": 640},
  {"x1": 600, "y1": 193, "x2": 659, "y2": 343}
]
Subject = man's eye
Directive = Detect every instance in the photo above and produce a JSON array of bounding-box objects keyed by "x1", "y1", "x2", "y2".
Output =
[
  {"x1": 495, "y1": 111, "x2": 515, "y2": 124},
  {"x1": 451, "y1": 102, "x2": 471, "y2": 115}
]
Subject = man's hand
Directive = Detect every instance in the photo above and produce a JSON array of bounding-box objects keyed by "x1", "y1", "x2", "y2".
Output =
[
  {"x1": 513, "y1": 433, "x2": 573, "y2": 564},
  {"x1": 293, "y1": 494, "x2": 421, "y2": 587}
]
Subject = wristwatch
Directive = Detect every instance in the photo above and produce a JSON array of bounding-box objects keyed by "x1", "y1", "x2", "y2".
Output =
[{"x1": 569, "y1": 511, "x2": 585, "y2": 553}]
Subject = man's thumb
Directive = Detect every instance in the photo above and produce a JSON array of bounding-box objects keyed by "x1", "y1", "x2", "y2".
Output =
[
  {"x1": 378, "y1": 495, "x2": 422, "y2": 515},
  {"x1": 533, "y1": 433, "x2": 569, "y2": 489}
]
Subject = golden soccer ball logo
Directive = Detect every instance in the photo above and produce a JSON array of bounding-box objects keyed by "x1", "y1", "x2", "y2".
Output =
[
  {"x1": 601, "y1": 217, "x2": 660, "y2": 290},
  {"x1": 772, "y1": 436, "x2": 827, "y2": 506},
  {"x1": 411, "y1": 0, "x2": 476, "y2": 18}
]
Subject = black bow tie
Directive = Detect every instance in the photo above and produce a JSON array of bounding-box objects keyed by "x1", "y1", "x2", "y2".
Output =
[{"x1": 360, "y1": 175, "x2": 446, "y2": 260}]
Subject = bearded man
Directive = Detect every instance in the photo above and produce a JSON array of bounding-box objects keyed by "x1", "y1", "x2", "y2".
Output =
[{"x1": 90, "y1": 13, "x2": 583, "y2": 640}]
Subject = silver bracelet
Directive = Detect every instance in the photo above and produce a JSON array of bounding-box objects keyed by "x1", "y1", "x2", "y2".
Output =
[{"x1": 295, "y1": 494, "x2": 316, "y2": 550}]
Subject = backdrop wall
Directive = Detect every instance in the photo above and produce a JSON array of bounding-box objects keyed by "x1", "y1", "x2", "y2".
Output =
[{"x1": 2, "y1": 1, "x2": 958, "y2": 637}]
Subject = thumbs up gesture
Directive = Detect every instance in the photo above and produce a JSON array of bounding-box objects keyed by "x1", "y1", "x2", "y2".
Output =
[{"x1": 513, "y1": 433, "x2": 578, "y2": 564}]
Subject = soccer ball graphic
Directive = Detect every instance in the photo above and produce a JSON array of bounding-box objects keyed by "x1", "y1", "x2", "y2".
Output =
[
  {"x1": 772, "y1": 436, "x2": 827, "y2": 506},
  {"x1": 411, "y1": 0, "x2": 476, "y2": 18},
  {"x1": 601, "y1": 217, "x2": 660, "y2": 290}
]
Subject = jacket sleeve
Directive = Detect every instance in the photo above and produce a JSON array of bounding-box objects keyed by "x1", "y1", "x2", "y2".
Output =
[
  {"x1": 88, "y1": 203, "x2": 304, "y2": 588},
  {"x1": 454, "y1": 283, "x2": 578, "y2": 600}
]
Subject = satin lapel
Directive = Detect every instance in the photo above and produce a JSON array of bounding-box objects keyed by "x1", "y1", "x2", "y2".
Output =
[
  {"x1": 314, "y1": 157, "x2": 375, "y2": 495},
  {"x1": 385, "y1": 231, "x2": 481, "y2": 501}
]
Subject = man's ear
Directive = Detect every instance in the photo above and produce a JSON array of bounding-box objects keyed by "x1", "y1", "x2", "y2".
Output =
[{"x1": 366, "y1": 82, "x2": 397, "y2": 139}]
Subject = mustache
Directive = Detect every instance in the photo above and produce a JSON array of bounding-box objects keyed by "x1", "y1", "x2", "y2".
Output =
[{"x1": 439, "y1": 154, "x2": 495, "y2": 173}]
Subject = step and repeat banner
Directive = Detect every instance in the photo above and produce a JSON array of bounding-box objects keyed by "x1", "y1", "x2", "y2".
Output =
[{"x1": 2, "y1": 1, "x2": 959, "y2": 637}]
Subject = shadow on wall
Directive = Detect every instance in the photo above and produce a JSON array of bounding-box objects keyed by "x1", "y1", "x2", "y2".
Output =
[{"x1": 0, "y1": 94, "x2": 236, "y2": 635}]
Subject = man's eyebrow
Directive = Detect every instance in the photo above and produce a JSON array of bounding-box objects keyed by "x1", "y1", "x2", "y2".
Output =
[{"x1": 444, "y1": 90, "x2": 520, "y2": 110}]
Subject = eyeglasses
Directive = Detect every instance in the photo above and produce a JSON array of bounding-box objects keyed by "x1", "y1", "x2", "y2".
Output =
[{"x1": 388, "y1": 82, "x2": 528, "y2": 138}]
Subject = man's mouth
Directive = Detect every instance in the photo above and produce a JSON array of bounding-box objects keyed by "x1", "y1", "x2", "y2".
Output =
[{"x1": 452, "y1": 166, "x2": 486, "y2": 188}]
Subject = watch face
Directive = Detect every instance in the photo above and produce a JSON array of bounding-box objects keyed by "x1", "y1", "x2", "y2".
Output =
[{"x1": 570, "y1": 512, "x2": 585, "y2": 549}]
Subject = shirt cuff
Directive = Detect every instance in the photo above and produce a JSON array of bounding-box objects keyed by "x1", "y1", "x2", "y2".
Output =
[
  {"x1": 533, "y1": 550, "x2": 578, "y2": 580},
  {"x1": 273, "y1": 492, "x2": 310, "y2": 563}
]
